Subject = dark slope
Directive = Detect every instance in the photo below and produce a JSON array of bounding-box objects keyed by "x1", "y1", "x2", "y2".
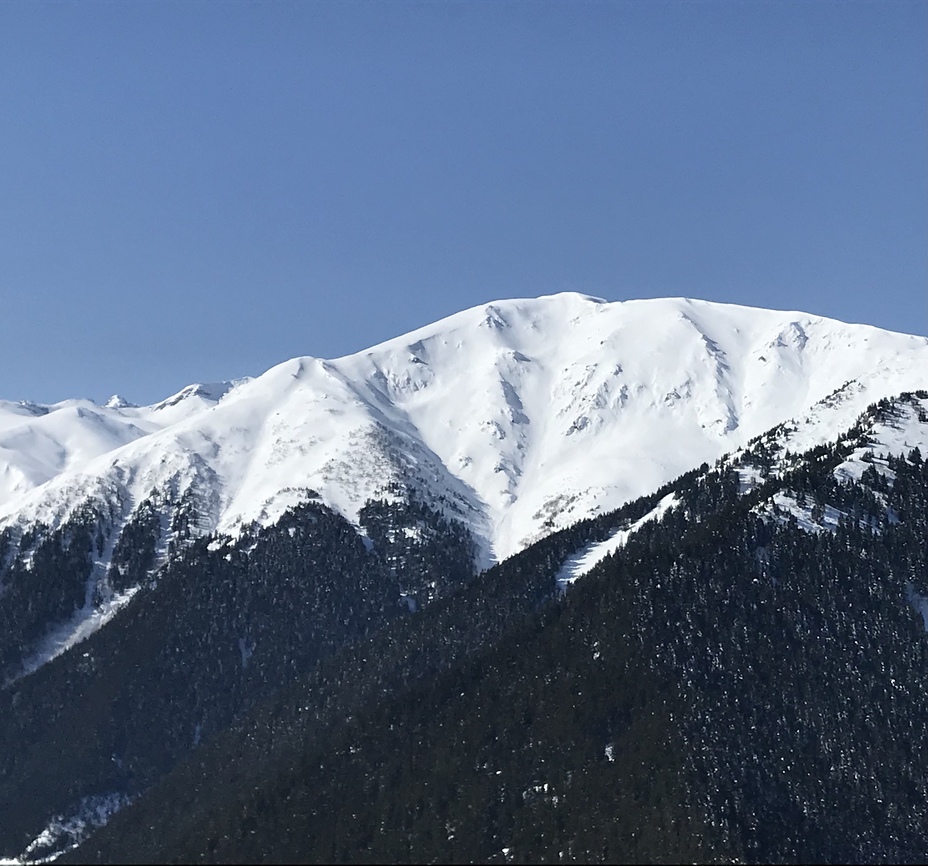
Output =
[
  {"x1": 63, "y1": 482, "x2": 665, "y2": 861},
  {"x1": 0, "y1": 496, "x2": 476, "y2": 857},
  {"x1": 76, "y1": 401, "x2": 928, "y2": 863}
]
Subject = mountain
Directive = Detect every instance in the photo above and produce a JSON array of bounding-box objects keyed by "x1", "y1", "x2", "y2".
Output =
[
  {"x1": 2, "y1": 294, "x2": 925, "y2": 561},
  {"x1": 63, "y1": 390, "x2": 928, "y2": 864},
  {"x1": 0, "y1": 295, "x2": 926, "y2": 862},
  {"x1": 2, "y1": 294, "x2": 924, "y2": 687}
]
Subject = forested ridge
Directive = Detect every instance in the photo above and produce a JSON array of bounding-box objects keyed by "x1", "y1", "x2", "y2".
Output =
[
  {"x1": 0, "y1": 492, "x2": 481, "y2": 857},
  {"x1": 68, "y1": 395, "x2": 928, "y2": 863}
]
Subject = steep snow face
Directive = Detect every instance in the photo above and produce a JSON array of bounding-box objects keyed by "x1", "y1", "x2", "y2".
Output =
[
  {"x1": 0, "y1": 294, "x2": 925, "y2": 564},
  {"x1": 556, "y1": 492, "x2": 679, "y2": 590},
  {"x1": 330, "y1": 294, "x2": 926, "y2": 557}
]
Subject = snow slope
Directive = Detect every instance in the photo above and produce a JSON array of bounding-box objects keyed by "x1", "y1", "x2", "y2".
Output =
[
  {"x1": 0, "y1": 383, "x2": 245, "y2": 507},
  {"x1": 745, "y1": 390, "x2": 928, "y2": 534},
  {"x1": 556, "y1": 492, "x2": 679, "y2": 589},
  {"x1": 0, "y1": 293, "x2": 925, "y2": 566}
]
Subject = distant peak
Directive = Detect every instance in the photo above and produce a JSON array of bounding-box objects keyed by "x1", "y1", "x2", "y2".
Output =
[
  {"x1": 14, "y1": 399, "x2": 50, "y2": 416},
  {"x1": 104, "y1": 394, "x2": 137, "y2": 410},
  {"x1": 151, "y1": 380, "x2": 244, "y2": 411},
  {"x1": 537, "y1": 291, "x2": 608, "y2": 304}
]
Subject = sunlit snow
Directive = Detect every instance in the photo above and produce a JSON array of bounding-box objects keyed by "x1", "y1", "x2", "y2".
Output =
[
  {"x1": 0, "y1": 294, "x2": 925, "y2": 566},
  {"x1": 8, "y1": 586, "x2": 140, "y2": 686},
  {"x1": 556, "y1": 493, "x2": 678, "y2": 589}
]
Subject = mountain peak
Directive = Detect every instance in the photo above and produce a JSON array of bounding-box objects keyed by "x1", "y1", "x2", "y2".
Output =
[
  {"x1": 103, "y1": 394, "x2": 137, "y2": 410},
  {"x1": 0, "y1": 297, "x2": 925, "y2": 565}
]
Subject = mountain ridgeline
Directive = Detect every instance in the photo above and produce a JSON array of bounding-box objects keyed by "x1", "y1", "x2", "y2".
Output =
[
  {"x1": 2, "y1": 294, "x2": 926, "y2": 570},
  {"x1": 0, "y1": 295, "x2": 927, "y2": 863}
]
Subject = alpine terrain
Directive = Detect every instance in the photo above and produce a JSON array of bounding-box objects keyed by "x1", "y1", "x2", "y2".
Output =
[{"x1": 0, "y1": 292, "x2": 926, "y2": 863}]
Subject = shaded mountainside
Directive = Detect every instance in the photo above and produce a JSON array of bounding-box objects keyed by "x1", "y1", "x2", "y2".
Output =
[
  {"x1": 0, "y1": 494, "x2": 479, "y2": 859},
  {"x1": 66, "y1": 394, "x2": 928, "y2": 864}
]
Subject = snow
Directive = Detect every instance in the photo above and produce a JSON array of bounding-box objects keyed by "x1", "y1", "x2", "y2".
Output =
[
  {"x1": 103, "y1": 395, "x2": 136, "y2": 410},
  {"x1": 0, "y1": 381, "x2": 243, "y2": 510},
  {"x1": 7, "y1": 586, "x2": 140, "y2": 686},
  {"x1": 556, "y1": 493, "x2": 678, "y2": 589},
  {"x1": 0, "y1": 793, "x2": 130, "y2": 864},
  {"x1": 747, "y1": 394, "x2": 928, "y2": 533},
  {"x1": 767, "y1": 492, "x2": 848, "y2": 534},
  {"x1": 0, "y1": 294, "x2": 925, "y2": 572},
  {"x1": 833, "y1": 396, "x2": 928, "y2": 482}
]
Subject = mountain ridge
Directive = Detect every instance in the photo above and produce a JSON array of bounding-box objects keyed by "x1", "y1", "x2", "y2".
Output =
[
  {"x1": 50, "y1": 389, "x2": 928, "y2": 865},
  {"x1": 2, "y1": 293, "x2": 925, "y2": 568}
]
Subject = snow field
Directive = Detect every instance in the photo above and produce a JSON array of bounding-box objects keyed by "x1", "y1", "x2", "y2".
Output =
[{"x1": 0, "y1": 293, "x2": 924, "y2": 566}]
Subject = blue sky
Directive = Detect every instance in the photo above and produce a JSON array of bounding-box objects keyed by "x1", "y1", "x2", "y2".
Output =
[{"x1": 2, "y1": 0, "x2": 925, "y2": 404}]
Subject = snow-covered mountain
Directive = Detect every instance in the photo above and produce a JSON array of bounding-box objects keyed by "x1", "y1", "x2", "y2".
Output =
[
  {"x1": 1, "y1": 293, "x2": 925, "y2": 568},
  {"x1": 2, "y1": 292, "x2": 927, "y2": 864}
]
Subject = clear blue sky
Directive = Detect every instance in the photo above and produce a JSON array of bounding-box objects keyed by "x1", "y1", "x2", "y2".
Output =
[{"x1": 2, "y1": 0, "x2": 925, "y2": 404}]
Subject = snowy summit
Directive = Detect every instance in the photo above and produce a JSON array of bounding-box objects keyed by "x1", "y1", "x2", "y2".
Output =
[{"x1": 0, "y1": 293, "x2": 925, "y2": 567}]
